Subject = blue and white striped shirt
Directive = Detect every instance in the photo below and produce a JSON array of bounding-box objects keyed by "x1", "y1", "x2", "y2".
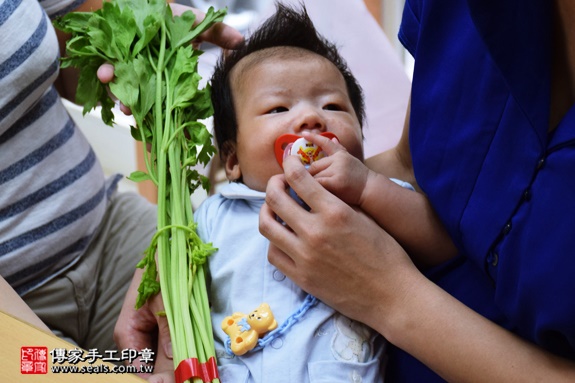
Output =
[{"x1": 0, "y1": 0, "x2": 117, "y2": 294}]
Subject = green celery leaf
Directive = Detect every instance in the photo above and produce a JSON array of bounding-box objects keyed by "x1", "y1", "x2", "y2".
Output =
[
  {"x1": 182, "y1": 121, "x2": 205, "y2": 145},
  {"x1": 53, "y1": 12, "x2": 92, "y2": 34},
  {"x1": 87, "y1": 13, "x2": 123, "y2": 61},
  {"x1": 131, "y1": 13, "x2": 163, "y2": 57},
  {"x1": 130, "y1": 125, "x2": 143, "y2": 141},
  {"x1": 168, "y1": 47, "x2": 200, "y2": 110},
  {"x1": 60, "y1": 35, "x2": 99, "y2": 65},
  {"x1": 100, "y1": 96, "x2": 116, "y2": 126},
  {"x1": 130, "y1": 122, "x2": 153, "y2": 144},
  {"x1": 135, "y1": 55, "x2": 156, "y2": 121},
  {"x1": 98, "y1": 1, "x2": 138, "y2": 61},
  {"x1": 165, "y1": 10, "x2": 196, "y2": 50},
  {"x1": 188, "y1": 86, "x2": 214, "y2": 120},
  {"x1": 135, "y1": 265, "x2": 160, "y2": 309},
  {"x1": 190, "y1": 241, "x2": 216, "y2": 265},
  {"x1": 75, "y1": 63, "x2": 113, "y2": 123},
  {"x1": 191, "y1": 123, "x2": 211, "y2": 145},
  {"x1": 197, "y1": 142, "x2": 217, "y2": 167},
  {"x1": 199, "y1": 174, "x2": 211, "y2": 191},
  {"x1": 128, "y1": 170, "x2": 152, "y2": 182},
  {"x1": 119, "y1": 0, "x2": 164, "y2": 57},
  {"x1": 179, "y1": 7, "x2": 227, "y2": 48},
  {"x1": 110, "y1": 61, "x2": 140, "y2": 110}
]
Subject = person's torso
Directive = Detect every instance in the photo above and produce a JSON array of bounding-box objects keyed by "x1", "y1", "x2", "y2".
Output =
[
  {"x1": 389, "y1": 0, "x2": 575, "y2": 381},
  {"x1": 0, "y1": 0, "x2": 110, "y2": 294}
]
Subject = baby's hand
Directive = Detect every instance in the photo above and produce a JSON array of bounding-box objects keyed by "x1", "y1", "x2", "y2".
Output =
[{"x1": 303, "y1": 132, "x2": 372, "y2": 206}]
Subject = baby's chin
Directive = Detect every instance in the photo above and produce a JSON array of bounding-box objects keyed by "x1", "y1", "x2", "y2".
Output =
[
  {"x1": 242, "y1": 177, "x2": 272, "y2": 193},
  {"x1": 241, "y1": 168, "x2": 283, "y2": 193}
]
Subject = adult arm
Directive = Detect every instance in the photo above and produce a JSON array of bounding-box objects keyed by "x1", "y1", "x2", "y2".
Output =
[
  {"x1": 259, "y1": 160, "x2": 575, "y2": 382},
  {"x1": 114, "y1": 268, "x2": 174, "y2": 382},
  {"x1": 360, "y1": 98, "x2": 456, "y2": 267},
  {"x1": 261, "y1": 95, "x2": 575, "y2": 380}
]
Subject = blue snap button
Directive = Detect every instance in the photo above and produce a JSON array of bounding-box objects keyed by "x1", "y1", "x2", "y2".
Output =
[
  {"x1": 273, "y1": 269, "x2": 286, "y2": 281},
  {"x1": 491, "y1": 252, "x2": 499, "y2": 267},
  {"x1": 271, "y1": 337, "x2": 283, "y2": 349},
  {"x1": 536, "y1": 157, "x2": 545, "y2": 170}
]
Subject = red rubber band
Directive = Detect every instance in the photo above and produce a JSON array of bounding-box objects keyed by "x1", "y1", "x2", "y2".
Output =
[{"x1": 174, "y1": 357, "x2": 219, "y2": 383}]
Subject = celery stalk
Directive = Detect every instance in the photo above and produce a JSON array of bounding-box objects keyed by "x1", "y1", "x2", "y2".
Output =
[{"x1": 54, "y1": 1, "x2": 224, "y2": 381}]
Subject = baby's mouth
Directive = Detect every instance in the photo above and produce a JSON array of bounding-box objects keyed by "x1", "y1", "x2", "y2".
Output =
[{"x1": 274, "y1": 132, "x2": 338, "y2": 167}]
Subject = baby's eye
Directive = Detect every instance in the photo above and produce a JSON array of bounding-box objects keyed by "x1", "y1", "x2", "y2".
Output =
[
  {"x1": 323, "y1": 103, "x2": 342, "y2": 111},
  {"x1": 267, "y1": 106, "x2": 289, "y2": 114}
]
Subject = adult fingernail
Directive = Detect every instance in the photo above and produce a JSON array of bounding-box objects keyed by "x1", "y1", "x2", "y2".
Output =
[{"x1": 164, "y1": 342, "x2": 173, "y2": 359}]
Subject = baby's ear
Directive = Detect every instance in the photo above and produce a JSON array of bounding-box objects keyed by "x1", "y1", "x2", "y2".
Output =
[{"x1": 222, "y1": 141, "x2": 241, "y2": 181}]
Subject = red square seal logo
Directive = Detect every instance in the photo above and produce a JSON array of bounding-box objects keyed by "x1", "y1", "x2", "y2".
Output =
[{"x1": 21, "y1": 347, "x2": 48, "y2": 374}]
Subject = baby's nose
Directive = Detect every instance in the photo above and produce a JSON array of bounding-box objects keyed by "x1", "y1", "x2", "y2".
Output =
[{"x1": 297, "y1": 109, "x2": 326, "y2": 133}]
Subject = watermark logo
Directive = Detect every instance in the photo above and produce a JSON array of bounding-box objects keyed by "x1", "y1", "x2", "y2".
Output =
[
  {"x1": 20, "y1": 347, "x2": 154, "y2": 375},
  {"x1": 21, "y1": 347, "x2": 48, "y2": 374}
]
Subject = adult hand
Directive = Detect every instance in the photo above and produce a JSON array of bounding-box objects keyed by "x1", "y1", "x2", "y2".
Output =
[
  {"x1": 114, "y1": 269, "x2": 174, "y2": 382},
  {"x1": 262, "y1": 152, "x2": 575, "y2": 383},
  {"x1": 259, "y1": 155, "x2": 417, "y2": 328}
]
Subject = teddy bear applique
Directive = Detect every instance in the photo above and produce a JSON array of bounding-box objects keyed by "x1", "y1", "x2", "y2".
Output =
[{"x1": 221, "y1": 303, "x2": 278, "y2": 356}]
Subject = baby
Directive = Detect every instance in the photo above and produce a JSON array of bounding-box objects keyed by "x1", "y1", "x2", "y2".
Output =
[{"x1": 194, "y1": 4, "x2": 408, "y2": 382}]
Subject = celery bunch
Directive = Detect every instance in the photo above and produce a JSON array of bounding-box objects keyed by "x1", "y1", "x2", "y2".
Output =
[{"x1": 54, "y1": 1, "x2": 223, "y2": 381}]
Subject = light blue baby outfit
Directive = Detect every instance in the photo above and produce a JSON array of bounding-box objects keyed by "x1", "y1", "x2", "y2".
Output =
[{"x1": 195, "y1": 181, "x2": 409, "y2": 383}]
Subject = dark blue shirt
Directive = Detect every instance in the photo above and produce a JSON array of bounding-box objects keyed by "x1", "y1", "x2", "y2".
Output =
[{"x1": 388, "y1": 0, "x2": 575, "y2": 381}]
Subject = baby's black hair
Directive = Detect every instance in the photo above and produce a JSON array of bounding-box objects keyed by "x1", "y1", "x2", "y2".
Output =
[{"x1": 210, "y1": 2, "x2": 365, "y2": 159}]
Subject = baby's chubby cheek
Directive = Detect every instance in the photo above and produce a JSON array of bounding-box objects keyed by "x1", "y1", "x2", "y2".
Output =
[{"x1": 341, "y1": 136, "x2": 364, "y2": 161}]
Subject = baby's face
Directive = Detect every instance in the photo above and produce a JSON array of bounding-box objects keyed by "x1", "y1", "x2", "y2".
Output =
[{"x1": 228, "y1": 51, "x2": 363, "y2": 192}]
